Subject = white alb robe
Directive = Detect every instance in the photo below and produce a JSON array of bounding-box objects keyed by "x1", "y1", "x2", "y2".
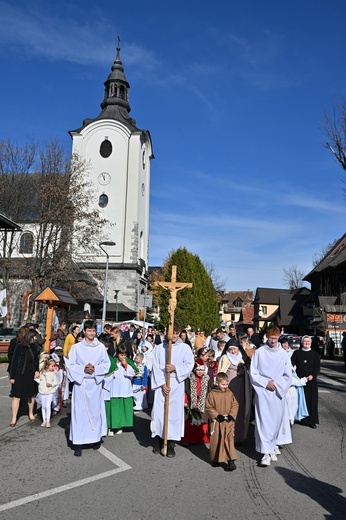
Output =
[
  {"x1": 110, "y1": 362, "x2": 136, "y2": 398},
  {"x1": 151, "y1": 339, "x2": 194, "y2": 441},
  {"x1": 65, "y1": 338, "x2": 110, "y2": 445},
  {"x1": 250, "y1": 343, "x2": 292, "y2": 454}
]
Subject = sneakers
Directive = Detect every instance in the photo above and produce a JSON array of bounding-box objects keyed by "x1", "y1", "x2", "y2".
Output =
[
  {"x1": 46, "y1": 423, "x2": 51, "y2": 428},
  {"x1": 225, "y1": 460, "x2": 237, "y2": 471},
  {"x1": 260, "y1": 454, "x2": 271, "y2": 466},
  {"x1": 115, "y1": 429, "x2": 123, "y2": 435},
  {"x1": 270, "y1": 452, "x2": 278, "y2": 462},
  {"x1": 74, "y1": 446, "x2": 82, "y2": 457},
  {"x1": 108, "y1": 429, "x2": 114, "y2": 437},
  {"x1": 41, "y1": 422, "x2": 46, "y2": 427},
  {"x1": 274, "y1": 445, "x2": 281, "y2": 455}
]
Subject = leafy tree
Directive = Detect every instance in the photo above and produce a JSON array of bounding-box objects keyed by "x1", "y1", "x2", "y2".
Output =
[
  {"x1": 282, "y1": 265, "x2": 306, "y2": 290},
  {"x1": 154, "y1": 247, "x2": 220, "y2": 332}
]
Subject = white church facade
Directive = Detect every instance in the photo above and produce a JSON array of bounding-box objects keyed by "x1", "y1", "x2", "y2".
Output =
[
  {"x1": 69, "y1": 44, "x2": 154, "y2": 319},
  {"x1": 1, "y1": 44, "x2": 153, "y2": 325}
]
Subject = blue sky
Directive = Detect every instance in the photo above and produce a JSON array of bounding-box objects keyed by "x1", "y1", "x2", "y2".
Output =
[{"x1": 1, "y1": 0, "x2": 346, "y2": 292}]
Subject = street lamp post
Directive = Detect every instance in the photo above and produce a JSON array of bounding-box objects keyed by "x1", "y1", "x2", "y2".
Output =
[
  {"x1": 99, "y1": 241, "x2": 116, "y2": 326},
  {"x1": 114, "y1": 289, "x2": 120, "y2": 323}
]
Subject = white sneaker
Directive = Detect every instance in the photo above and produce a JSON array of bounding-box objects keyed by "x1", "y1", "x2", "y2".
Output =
[
  {"x1": 115, "y1": 429, "x2": 123, "y2": 435},
  {"x1": 270, "y1": 452, "x2": 278, "y2": 461},
  {"x1": 274, "y1": 446, "x2": 281, "y2": 455},
  {"x1": 46, "y1": 423, "x2": 51, "y2": 428},
  {"x1": 108, "y1": 429, "x2": 114, "y2": 437},
  {"x1": 260, "y1": 454, "x2": 271, "y2": 466},
  {"x1": 41, "y1": 422, "x2": 46, "y2": 427}
]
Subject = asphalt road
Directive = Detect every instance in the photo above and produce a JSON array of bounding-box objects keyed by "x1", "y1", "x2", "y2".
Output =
[{"x1": 0, "y1": 360, "x2": 345, "y2": 520}]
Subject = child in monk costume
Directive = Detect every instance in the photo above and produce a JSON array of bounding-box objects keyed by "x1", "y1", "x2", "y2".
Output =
[
  {"x1": 104, "y1": 343, "x2": 138, "y2": 435},
  {"x1": 205, "y1": 372, "x2": 239, "y2": 471},
  {"x1": 181, "y1": 359, "x2": 213, "y2": 446}
]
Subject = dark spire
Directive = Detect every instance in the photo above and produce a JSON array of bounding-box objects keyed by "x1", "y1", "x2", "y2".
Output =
[{"x1": 100, "y1": 37, "x2": 131, "y2": 113}]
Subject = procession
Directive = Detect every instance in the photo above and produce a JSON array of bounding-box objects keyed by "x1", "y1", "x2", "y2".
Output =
[
  {"x1": 2, "y1": 3, "x2": 346, "y2": 518},
  {"x1": 6, "y1": 313, "x2": 320, "y2": 467}
]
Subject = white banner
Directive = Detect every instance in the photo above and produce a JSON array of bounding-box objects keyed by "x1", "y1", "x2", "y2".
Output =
[{"x1": 0, "y1": 288, "x2": 7, "y2": 318}]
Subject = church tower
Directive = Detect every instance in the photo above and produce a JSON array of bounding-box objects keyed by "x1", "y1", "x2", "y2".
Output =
[{"x1": 69, "y1": 43, "x2": 154, "y2": 319}]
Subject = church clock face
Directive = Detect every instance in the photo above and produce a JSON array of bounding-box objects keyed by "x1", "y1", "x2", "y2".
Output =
[{"x1": 98, "y1": 172, "x2": 111, "y2": 185}]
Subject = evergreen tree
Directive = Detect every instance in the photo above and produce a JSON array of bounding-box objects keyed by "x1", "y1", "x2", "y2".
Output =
[{"x1": 156, "y1": 247, "x2": 220, "y2": 333}]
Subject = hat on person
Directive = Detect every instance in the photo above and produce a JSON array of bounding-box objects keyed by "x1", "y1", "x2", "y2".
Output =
[
  {"x1": 51, "y1": 353, "x2": 60, "y2": 363},
  {"x1": 54, "y1": 346, "x2": 63, "y2": 351},
  {"x1": 186, "y1": 325, "x2": 191, "y2": 331},
  {"x1": 193, "y1": 359, "x2": 207, "y2": 373}
]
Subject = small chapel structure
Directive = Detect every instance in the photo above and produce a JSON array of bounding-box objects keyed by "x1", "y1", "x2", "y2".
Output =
[{"x1": 69, "y1": 43, "x2": 154, "y2": 319}]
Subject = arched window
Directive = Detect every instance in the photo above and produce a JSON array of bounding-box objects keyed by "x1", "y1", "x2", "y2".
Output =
[
  {"x1": 119, "y1": 85, "x2": 125, "y2": 99},
  {"x1": 100, "y1": 140, "x2": 112, "y2": 158},
  {"x1": 99, "y1": 194, "x2": 109, "y2": 208},
  {"x1": 19, "y1": 232, "x2": 34, "y2": 254}
]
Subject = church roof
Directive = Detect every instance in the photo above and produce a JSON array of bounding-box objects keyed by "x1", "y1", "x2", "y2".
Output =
[
  {"x1": 0, "y1": 213, "x2": 21, "y2": 231},
  {"x1": 69, "y1": 42, "x2": 151, "y2": 141}
]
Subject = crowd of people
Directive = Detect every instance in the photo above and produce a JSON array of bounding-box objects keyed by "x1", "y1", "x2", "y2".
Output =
[{"x1": 7, "y1": 320, "x2": 321, "y2": 470}]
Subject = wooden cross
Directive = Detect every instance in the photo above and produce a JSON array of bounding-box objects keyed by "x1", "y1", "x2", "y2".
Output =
[{"x1": 154, "y1": 265, "x2": 192, "y2": 455}]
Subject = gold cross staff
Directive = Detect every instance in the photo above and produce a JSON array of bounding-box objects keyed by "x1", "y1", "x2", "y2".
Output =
[{"x1": 154, "y1": 265, "x2": 192, "y2": 455}]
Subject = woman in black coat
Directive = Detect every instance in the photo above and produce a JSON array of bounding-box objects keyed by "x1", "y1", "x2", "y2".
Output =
[
  {"x1": 9, "y1": 329, "x2": 39, "y2": 426},
  {"x1": 291, "y1": 335, "x2": 320, "y2": 428}
]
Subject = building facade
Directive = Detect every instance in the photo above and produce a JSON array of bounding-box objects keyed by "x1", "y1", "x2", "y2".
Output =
[{"x1": 70, "y1": 44, "x2": 154, "y2": 319}]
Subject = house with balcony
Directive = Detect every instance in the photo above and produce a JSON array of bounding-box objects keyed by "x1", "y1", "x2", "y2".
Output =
[{"x1": 219, "y1": 290, "x2": 254, "y2": 330}]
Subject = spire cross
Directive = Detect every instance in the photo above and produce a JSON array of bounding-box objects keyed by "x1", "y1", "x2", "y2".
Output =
[{"x1": 154, "y1": 265, "x2": 192, "y2": 455}]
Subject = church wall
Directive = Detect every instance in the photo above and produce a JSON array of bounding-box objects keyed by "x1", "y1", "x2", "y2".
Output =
[{"x1": 72, "y1": 120, "x2": 133, "y2": 263}]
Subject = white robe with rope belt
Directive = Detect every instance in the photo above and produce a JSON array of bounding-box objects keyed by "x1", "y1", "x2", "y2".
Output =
[
  {"x1": 65, "y1": 339, "x2": 110, "y2": 445},
  {"x1": 250, "y1": 343, "x2": 292, "y2": 454},
  {"x1": 150, "y1": 338, "x2": 194, "y2": 441}
]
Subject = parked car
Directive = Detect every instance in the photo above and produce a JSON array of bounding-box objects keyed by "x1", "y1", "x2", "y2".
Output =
[
  {"x1": 0, "y1": 327, "x2": 18, "y2": 341},
  {"x1": 0, "y1": 328, "x2": 18, "y2": 357}
]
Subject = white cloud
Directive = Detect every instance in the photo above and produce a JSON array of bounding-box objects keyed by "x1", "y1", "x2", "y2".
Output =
[{"x1": 0, "y1": 2, "x2": 159, "y2": 70}]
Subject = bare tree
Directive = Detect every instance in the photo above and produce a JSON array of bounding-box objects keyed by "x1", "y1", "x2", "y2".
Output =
[
  {"x1": 283, "y1": 265, "x2": 306, "y2": 290},
  {"x1": 0, "y1": 139, "x2": 37, "y2": 288},
  {"x1": 324, "y1": 101, "x2": 346, "y2": 181},
  {"x1": 203, "y1": 260, "x2": 226, "y2": 293},
  {"x1": 0, "y1": 138, "x2": 107, "y2": 317},
  {"x1": 312, "y1": 238, "x2": 339, "y2": 267}
]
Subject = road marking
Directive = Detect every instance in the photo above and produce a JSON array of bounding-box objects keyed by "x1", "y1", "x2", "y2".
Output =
[
  {"x1": 318, "y1": 390, "x2": 330, "y2": 393},
  {"x1": 318, "y1": 376, "x2": 344, "y2": 386},
  {"x1": 0, "y1": 446, "x2": 131, "y2": 512},
  {"x1": 0, "y1": 376, "x2": 9, "y2": 380}
]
